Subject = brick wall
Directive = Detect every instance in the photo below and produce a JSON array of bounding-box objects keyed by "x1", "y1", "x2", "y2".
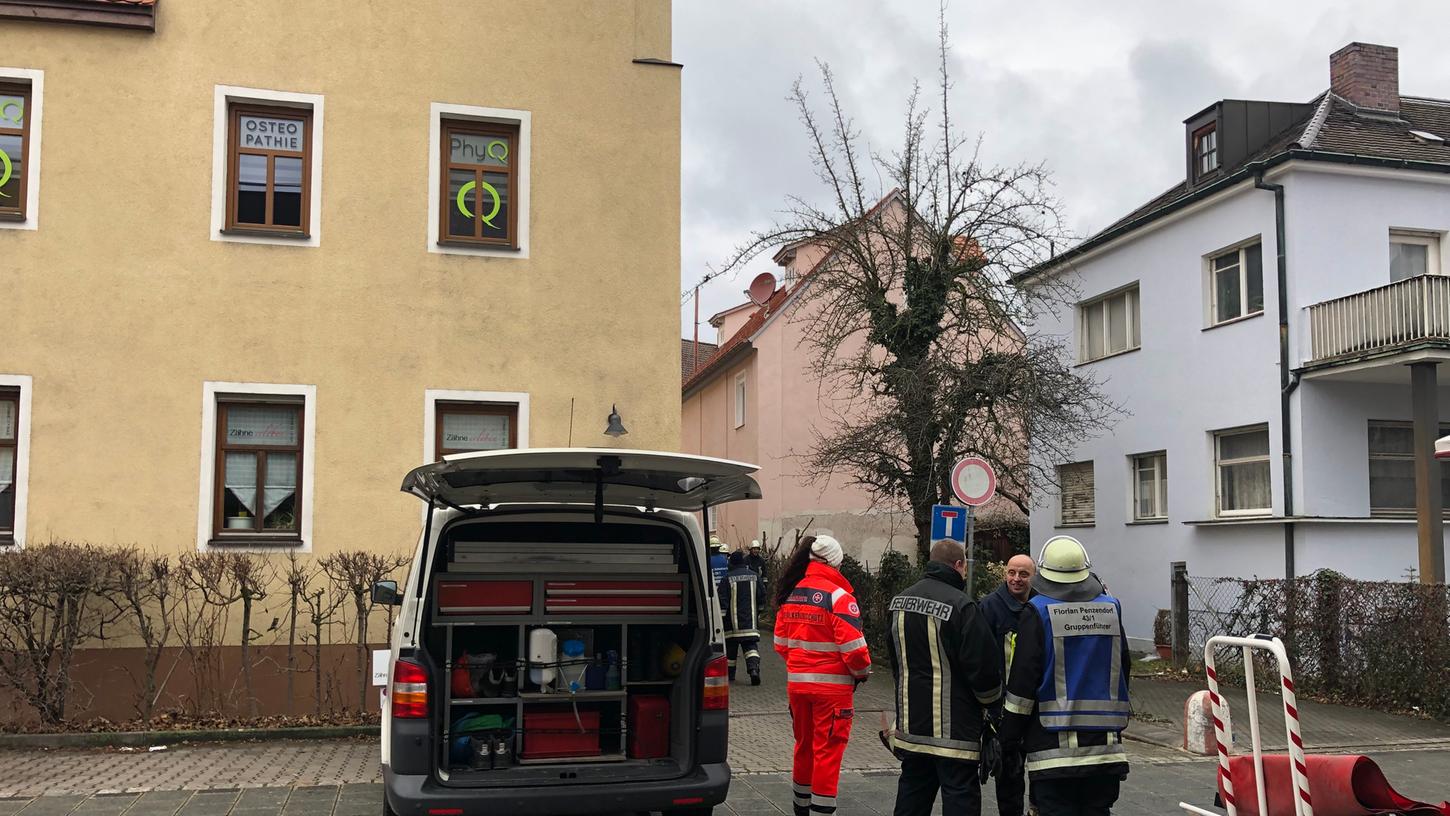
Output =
[{"x1": 1330, "y1": 42, "x2": 1399, "y2": 112}]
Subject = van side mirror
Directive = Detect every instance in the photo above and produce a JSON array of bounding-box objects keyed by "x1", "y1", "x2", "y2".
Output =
[{"x1": 372, "y1": 580, "x2": 402, "y2": 606}]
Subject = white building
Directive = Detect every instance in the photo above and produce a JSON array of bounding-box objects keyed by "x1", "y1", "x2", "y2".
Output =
[{"x1": 1024, "y1": 43, "x2": 1450, "y2": 643}]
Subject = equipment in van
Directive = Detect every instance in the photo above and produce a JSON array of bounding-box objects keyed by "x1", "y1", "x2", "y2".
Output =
[
  {"x1": 560, "y1": 639, "x2": 588, "y2": 692},
  {"x1": 528, "y1": 628, "x2": 559, "y2": 692}
]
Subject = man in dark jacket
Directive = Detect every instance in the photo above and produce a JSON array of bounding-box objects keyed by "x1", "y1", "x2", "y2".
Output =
[
  {"x1": 979, "y1": 554, "x2": 1037, "y2": 816},
  {"x1": 746, "y1": 540, "x2": 769, "y2": 601},
  {"x1": 1000, "y1": 537, "x2": 1130, "y2": 816},
  {"x1": 886, "y1": 539, "x2": 1002, "y2": 816},
  {"x1": 721, "y1": 549, "x2": 764, "y2": 685}
]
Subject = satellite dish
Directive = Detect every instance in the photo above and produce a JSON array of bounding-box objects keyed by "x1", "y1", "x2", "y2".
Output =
[{"x1": 747, "y1": 272, "x2": 777, "y2": 306}]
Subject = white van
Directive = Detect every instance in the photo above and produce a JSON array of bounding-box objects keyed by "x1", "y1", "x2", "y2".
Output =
[{"x1": 377, "y1": 449, "x2": 760, "y2": 816}]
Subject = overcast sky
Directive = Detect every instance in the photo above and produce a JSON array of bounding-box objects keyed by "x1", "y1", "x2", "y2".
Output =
[{"x1": 675, "y1": 1, "x2": 1450, "y2": 338}]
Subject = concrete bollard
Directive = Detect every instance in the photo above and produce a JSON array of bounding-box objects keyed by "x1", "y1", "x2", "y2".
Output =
[{"x1": 1183, "y1": 689, "x2": 1231, "y2": 756}]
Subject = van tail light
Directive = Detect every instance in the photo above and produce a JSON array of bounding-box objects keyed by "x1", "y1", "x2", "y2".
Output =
[
  {"x1": 392, "y1": 658, "x2": 429, "y2": 719},
  {"x1": 703, "y1": 654, "x2": 729, "y2": 711}
]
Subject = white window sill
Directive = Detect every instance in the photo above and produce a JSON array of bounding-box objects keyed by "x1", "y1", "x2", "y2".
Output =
[
  {"x1": 1127, "y1": 518, "x2": 1169, "y2": 526},
  {"x1": 1203, "y1": 311, "x2": 1265, "y2": 332},
  {"x1": 1055, "y1": 522, "x2": 1096, "y2": 529},
  {"x1": 1075, "y1": 347, "x2": 1140, "y2": 367}
]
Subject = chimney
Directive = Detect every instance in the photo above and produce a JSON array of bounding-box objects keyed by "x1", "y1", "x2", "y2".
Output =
[{"x1": 1330, "y1": 42, "x2": 1399, "y2": 113}]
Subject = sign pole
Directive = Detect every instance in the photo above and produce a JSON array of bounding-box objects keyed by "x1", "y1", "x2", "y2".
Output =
[{"x1": 966, "y1": 504, "x2": 976, "y2": 597}]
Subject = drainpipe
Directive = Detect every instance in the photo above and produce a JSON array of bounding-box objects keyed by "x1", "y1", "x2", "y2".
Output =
[{"x1": 1256, "y1": 171, "x2": 1300, "y2": 580}]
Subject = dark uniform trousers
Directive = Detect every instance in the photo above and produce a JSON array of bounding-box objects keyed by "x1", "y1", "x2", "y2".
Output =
[
  {"x1": 1033, "y1": 775, "x2": 1121, "y2": 816},
  {"x1": 893, "y1": 752, "x2": 980, "y2": 816},
  {"x1": 995, "y1": 749, "x2": 1028, "y2": 816}
]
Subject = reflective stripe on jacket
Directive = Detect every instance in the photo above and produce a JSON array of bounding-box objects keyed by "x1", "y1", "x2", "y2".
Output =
[
  {"x1": 773, "y1": 561, "x2": 871, "y2": 695},
  {"x1": 721, "y1": 565, "x2": 762, "y2": 639}
]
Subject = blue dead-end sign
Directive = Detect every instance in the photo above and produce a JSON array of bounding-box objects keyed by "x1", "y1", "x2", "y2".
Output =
[{"x1": 931, "y1": 504, "x2": 967, "y2": 543}]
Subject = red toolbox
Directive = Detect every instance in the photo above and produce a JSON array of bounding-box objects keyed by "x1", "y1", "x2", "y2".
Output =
[
  {"x1": 545, "y1": 579, "x2": 684, "y2": 614},
  {"x1": 436, "y1": 578, "x2": 532, "y2": 615},
  {"x1": 522, "y1": 708, "x2": 602, "y2": 759},
  {"x1": 629, "y1": 695, "x2": 670, "y2": 759}
]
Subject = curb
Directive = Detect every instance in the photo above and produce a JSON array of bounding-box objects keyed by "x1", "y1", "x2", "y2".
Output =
[{"x1": 0, "y1": 725, "x2": 379, "y2": 750}]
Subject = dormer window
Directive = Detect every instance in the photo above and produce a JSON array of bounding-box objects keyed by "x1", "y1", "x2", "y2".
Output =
[{"x1": 1194, "y1": 124, "x2": 1219, "y2": 177}]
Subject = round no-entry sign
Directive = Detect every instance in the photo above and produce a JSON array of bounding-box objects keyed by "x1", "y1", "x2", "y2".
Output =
[{"x1": 951, "y1": 457, "x2": 997, "y2": 507}]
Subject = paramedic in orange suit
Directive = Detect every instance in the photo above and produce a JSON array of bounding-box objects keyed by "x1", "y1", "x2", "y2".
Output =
[{"x1": 773, "y1": 535, "x2": 871, "y2": 816}]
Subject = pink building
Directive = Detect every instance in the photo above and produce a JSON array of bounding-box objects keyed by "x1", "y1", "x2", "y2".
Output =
[{"x1": 681, "y1": 194, "x2": 1025, "y2": 566}]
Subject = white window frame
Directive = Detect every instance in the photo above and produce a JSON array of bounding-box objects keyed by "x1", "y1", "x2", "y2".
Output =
[
  {"x1": 1057, "y1": 461, "x2": 1096, "y2": 527},
  {"x1": 1195, "y1": 125, "x2": 1218, "y2": 176},
  {"x1": 1130, "y1": 451, "x2": 1168, "y2": 521},
  {"x1": 0, "y1": 67, "x2": 42, "y2": 231},
  {"x1": 1213, "y1": 425, "x2": 1272, "y2": 518},
  {"x1": 1078, "y1": 284, "x2": 1140, "y2": 363},
  {"x1": 0, "y1": 374, "x2": 32, "y2": 547},
  {"x1": 428, "y1": 102, "x2": 532, "y2": 259},
  {"x1": 423, "y1": 389, "x2": 530, "y2": 463},
  {"x1": 1389, "y1": 229, "x2": 1443, "y2": 281},
  {"x1": 211, "y1": 85, "x2": 325, "y2": 248},
  {"x1": 197, "y1": 381, "x2": 317, "y2": 552},
  {"x1": 1205, "y1": 240, "x2": 1265, "y2": 327},
  {"x1": 733, "y1": 371, "x2": 747, "y2": 429}
]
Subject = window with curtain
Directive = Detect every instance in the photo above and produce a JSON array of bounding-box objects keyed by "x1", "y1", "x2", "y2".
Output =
[
  {"x1": 1079, "y1": 285, "x2": 1140, "y2": 362},
  {"x1": 435, "y1": 402, "x2": 517, "y2": 459},
  {"x1": 1132, "y1": 451, "x2": 1168, "y2": 521},
  {"x1": 1058, "y1": 461, "x2": 1095, "y2": 526},
  {"x1": 215, "y1": 400, "x2": 303, "y2": 539},
  {"x1": 1367, "y1": 421, "x2": 1450, "y2": 516},
  {"x1": 0, "y1": 390, "x2": 16, "y2": 540},
  {"x1": 1215, "y1": 426, "x2": 1271, "y2": 516},
  {"x1": 1389, "y1": 231, "x2": 1441, "y2": 282}
]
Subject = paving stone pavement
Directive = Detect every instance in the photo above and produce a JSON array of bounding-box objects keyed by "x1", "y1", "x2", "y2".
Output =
[{"x1": 2, "y1": 648, "x2": 1450, "y2": 812}]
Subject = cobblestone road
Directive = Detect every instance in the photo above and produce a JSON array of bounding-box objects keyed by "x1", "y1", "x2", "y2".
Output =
[{"x1": 0, "y1": 649, "x2": 1447, "y2": 813}]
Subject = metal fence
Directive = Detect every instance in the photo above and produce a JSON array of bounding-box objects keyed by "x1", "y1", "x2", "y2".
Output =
[{"x1": 1184, "y1": 569, "x2": 1450, "y2": 716}]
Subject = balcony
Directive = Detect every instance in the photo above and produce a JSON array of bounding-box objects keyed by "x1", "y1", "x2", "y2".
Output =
[{"x1": 1306, "y1": 275, "x2": 1450, "y2": 369}]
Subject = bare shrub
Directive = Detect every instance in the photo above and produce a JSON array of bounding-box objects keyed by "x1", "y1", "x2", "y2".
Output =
[
  {"x1": 319, "y1": 550, "x2": 409, "y2": 712},
  {"x1": 107, "y1": 548, "x2": 177, "y2": 726}
]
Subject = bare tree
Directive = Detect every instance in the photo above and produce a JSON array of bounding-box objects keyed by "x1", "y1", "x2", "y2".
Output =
[
  {"x1": 716, "y1": 10, "x2": 1117, "y2": 559},
  {"x1": 108, "y1": 547, "x2": 177, "y2": 726},
  {"x1": 280, "y1": 551, "x2": 310, "y2": 715},
  {"x1": 300, "y1": 579, "x2": 346, "y2": 716},
  {"x1": 320, "y1": 550, "x2": 409, "y2": 712},
  {"x1": 228, "y1": 553, "x2": 270, "y2": 719},
  {"x1": 0, "y1": 542, "x2": 123, "y2": 725},
  {"x1": 176, "y1": 551, "x2": 241, "y2": 716}
]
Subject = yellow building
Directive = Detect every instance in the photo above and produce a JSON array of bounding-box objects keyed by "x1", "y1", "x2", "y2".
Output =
[{"x1": 0, "y1": 0, "x2": 683, "y2": 555}]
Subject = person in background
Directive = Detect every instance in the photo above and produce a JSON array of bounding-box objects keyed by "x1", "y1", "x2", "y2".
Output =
[
  {"x1": 722, "y1": 549, "x2": 764, "y2": 685},
  {"x1": 773, "y1": 535, "x2": 871, "y2": 816},
  {"x1": 708, "y1": 534, "x2": 729, "y2": 587},
  {"x1": 980, "y1": 554, "x2": 1038, "y2": 816},
  {"x1": 747, "y1": 539, "x2": 769, "y2": 602},
  {"x1": 999, "y1": 536, "x2": 1130, "y2": 816},
  {"x1": 886, "y1": 538, "x2": 1002, "y2": 816}
]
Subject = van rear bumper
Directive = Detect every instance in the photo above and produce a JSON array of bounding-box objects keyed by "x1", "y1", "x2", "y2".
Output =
[{"x1": 383, "y1": 762, "x2": 730, "y2": 816}]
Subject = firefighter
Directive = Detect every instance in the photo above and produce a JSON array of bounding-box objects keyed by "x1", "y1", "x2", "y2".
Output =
[
  {"x1": 979, "y1": 553, "x2": 1038, "y2": 816},
  {"x1": 999, "y1": 536, "x2": 1130, "y2": 816},
  {"x1": 773, "y1": 535, "x2": 871, "y2": 816},
  {"x1": 722, "y1": 549, "x2": 763, "y2": 685},
  {"x1": 886, "y1": 538, "x2": 1002, "y2": 816},
  {"x1": 747, "y1": 539, "x2": 769, "y2": 599},
  {"x1": 708, "y1": 534, "x2": 729, "y2": 586}
]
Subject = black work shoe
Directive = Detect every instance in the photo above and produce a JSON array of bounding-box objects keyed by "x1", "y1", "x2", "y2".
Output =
[{"x1": 750, "y1": 672, "x2": 761, "y2": 686}]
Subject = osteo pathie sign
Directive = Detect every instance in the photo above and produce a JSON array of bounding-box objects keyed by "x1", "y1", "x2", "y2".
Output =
[{"x1": 943, "y1": 456, "x2": 997, "y2": 595}]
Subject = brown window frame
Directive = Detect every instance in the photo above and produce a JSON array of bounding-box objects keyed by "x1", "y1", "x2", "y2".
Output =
[
  {"x1": 0, "y1": 82, "x2": 31, "y2": 222},
  {"x1": 0, "y1": 387, "x2": 17, "y2": 544},
  {"x1": 225, "y1": 103, "x2": 313, "y2": 237},
  {"x1": 1193, "y1": 123, "x2": 1219, "y2": 178},
  {"x1": 435, "y1": 401, "x2": 519, "y2": 459},
  {"x1": 212, "y1": 398, "x2": 305, "y2": 544},
  {"x1": 439, "y1": 119, "x2": 520, "y2": 249}
]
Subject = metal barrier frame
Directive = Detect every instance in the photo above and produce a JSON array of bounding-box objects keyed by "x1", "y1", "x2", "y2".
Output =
[{"x1": 1179, "y1": 634, "x2": 1312, "y2": 816}]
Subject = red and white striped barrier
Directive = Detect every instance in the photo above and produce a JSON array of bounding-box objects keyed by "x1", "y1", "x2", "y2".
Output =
[{"x1": 1180, "y1": 635, "x2": 1311, "y2": 816}]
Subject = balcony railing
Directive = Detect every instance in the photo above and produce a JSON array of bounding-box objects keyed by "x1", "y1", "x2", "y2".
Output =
[{"x1": 1308, "y1": 275, "x2": 1450, "y2": 363}]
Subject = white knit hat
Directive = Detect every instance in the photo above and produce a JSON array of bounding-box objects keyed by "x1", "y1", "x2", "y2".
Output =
[{"x1": 810, "y1": 534, "x2": 844, "y2": 568}]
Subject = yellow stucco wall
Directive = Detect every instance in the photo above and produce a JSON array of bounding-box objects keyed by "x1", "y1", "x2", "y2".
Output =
[{"x1": 0, "y1": 1, "x2": 681, "y2": 555}]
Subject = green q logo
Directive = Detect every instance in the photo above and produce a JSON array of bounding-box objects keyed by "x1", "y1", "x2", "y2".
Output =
[
  {"x1": 0, "y1": 148, "x2": 11, "y2": 199},
  {"x1": 454, "y1": 139, "x2": 508, "y2": 228},
  {"x1": 0, "y1": 100, "x2": 19, "y2": 126}
]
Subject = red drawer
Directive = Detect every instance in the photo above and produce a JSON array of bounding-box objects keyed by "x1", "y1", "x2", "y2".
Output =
[
  {"x1": 522, "y1": 708, "x2": 601, "y2": 759},
  {"x1": 545, "y1": 579, "x2": 684, "y2": 614},
  {"x1": 629, "y1": 695, "x2": 670, "y2": 759},
  {"x1": 436, "y1": 579, "x2": 532, "y2": 615}
]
